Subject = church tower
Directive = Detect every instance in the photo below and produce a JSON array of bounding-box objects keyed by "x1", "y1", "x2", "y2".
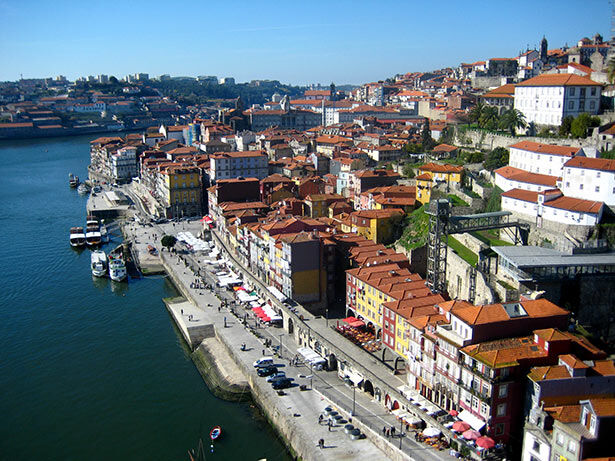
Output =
[{"x1": 540, "y1": 36, "x2": 548, "y2": 62}]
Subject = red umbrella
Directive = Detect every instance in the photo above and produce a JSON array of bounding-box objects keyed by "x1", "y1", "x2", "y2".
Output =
[
  {"x1": 452, "y1": 421, "x2": 471, "y2": 432},
  {"x1": 476, "y1": 436, "x2": 495, "y2": 449},
  {"x1": 449, "y1": 410, "x2": 459, "y2": 417},
  {"x1": 462, "y1": 429, "x2": 481, "y2": 440}
]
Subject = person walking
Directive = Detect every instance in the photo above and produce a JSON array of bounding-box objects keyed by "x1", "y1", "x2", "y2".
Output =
[
  {"x1": 391, "y1": 426, "x2": 396, "y2": 437},
  {"x1": 382, "y1": 426, "x2": 386, "y2": 437}
]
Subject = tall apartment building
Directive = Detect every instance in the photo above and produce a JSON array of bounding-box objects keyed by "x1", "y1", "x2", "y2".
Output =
[{"x1": 210, "y1": 151, "x2": 269, "y2": 182}]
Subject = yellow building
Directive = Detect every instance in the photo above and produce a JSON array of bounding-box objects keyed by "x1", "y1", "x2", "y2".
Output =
[
  {"x1": 350, "y1": 209, "x2": 404, "y2": 244},
  {"x1": 159, "y1": 165, "x2": 202, "y2": 218},
  {"x1": 415, "y1": 172, "x2": 433, "y2": 204},
  {"x1": 418, "y1": 162, "x2": 463, "y2": 185}
]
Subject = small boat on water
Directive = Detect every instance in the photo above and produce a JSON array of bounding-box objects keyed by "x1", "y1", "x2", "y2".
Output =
[
  {"x1": 210, "y1": 426, "x2": 221, "y2": 441},
  {"x1": 77, "y1": 183, "x2": 89, "y2": 195},
  {"x1": 85, "y1": 215, "x2": 102, "y2": 246},
  {"x1": 91, "y1": 250, "x2": 107, "y2": 277},
  {"x1": 69, "y1": 227, "x2": 86, "y2": 247},
  {"x1": 100, "y1": 222, "x2": 110, "y2": 243},
  {"x1": 108, "y1": 246, "x2": 127, "y2": 282},
  {"x1": 69, "y1": 173, "x2": 79, "y2": 188}
]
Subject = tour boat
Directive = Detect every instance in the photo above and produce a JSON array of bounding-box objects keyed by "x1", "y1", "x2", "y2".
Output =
[
  {"x1": 209, "y1": 426, "x2": 221, "y2": 441},
  {"x1": 100, "y1": 222, "x2": 110, "y2": 243},
  {"x1": 69, "y1": 227, "x2": 86, "y2": 247},
  {"x1": 108, "y1": 246, "x2": 127, "y2": 282},
  {"x1": 69, "y1": 173, "x2": 79, "y2": 188},
  {"x1": 85, "y1": 216, "x2": 102, "y2": 246},
  {"x1": 90, "y1": 250, "x2": 108, "y2": 277},
  {"x1": 77, "y1": 183, "x2": 88, "y2": 195}
]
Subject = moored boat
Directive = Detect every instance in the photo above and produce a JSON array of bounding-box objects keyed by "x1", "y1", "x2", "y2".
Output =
[
  {"x1": 108, "y1": 246, "x2": 127, "y2": 282},
  {"x1": 69, "y1": 173, "x2": 79, "y2": 188},
  {"x1": 77, "y1": 183, "x2": 88, "y2": 195},
  {"x1": 100, "y1": 222, "x2": 110, "y2": 243},
  {"x1": 91, "y1": 250, "x2": 107, "y2": 277},
  {"x1": 69, "y1": 227, "x2": 86, "y2": 247},
  {"x1": 85, "y1": 215, "x2": 102, "y2": 246},
  {"x1": 210, "y1": 426, "x2": 221, "y2": 441}
]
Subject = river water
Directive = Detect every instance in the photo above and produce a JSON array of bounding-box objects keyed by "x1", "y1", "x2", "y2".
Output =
[{"x1": 0, "y1": 135, "x2": 291, "y2": 461}]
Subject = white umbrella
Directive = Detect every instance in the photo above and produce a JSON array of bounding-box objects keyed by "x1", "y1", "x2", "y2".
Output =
[{"x1": 422, "y1": 427, "x2": 441, "y2": 438}]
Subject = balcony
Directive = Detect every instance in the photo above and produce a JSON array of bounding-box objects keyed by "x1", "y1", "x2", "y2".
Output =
[{"x1": 458, "y1": 380, "x2": 491, "y2": 403}]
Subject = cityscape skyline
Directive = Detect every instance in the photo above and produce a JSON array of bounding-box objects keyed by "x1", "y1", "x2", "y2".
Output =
[{"x1": 0, "y1": 0, "x2": 610, "y2": 84}]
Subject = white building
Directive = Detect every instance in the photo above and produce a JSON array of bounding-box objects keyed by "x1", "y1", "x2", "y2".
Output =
[
  {"x1": 508, "y1": 141, "x2": 583, "y2": 177},
  {"x1": 494, "y1": 166, "x2": 558, "y2": 192},
  {"x1": 560, "y1": 156, "x2": 615, "y2": 206},
  {"x1": 110, "y1": 146, "x2": 137, "y2": 181},
  {"x1": 210, "y1": 150, "x2": 269, "y2": 182},
  {"x1": 514, "y1": 74, "x2": 602, "y2": 126},
  {"x1": 501, "y1": 189, "x2": 603, "y2": 227}
]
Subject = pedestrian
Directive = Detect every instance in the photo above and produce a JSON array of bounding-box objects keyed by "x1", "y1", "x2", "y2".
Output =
[
  {"x1": 391, "y1": 426, "x2": 396, "y2": 437},
  {"x1": 382, "y1": 426, "x2": 386, "y2": 437},
  {"x1": 386, "y1": 428, "x2": 390, "y2": 437},
  {"x1": 262, "y1": 349, "x2": 265, "y2": 356},
  {"x1": 328, "y1": 421, "x2": 331, "y2": 432},
  {"x1": 181, "y1": 309, "x2": 183, "y2": 315},
  {"x1": 218, "y1": 305, "x2": 221, "y2": 312},
  {"x1": 319, "y1": 414, "x2": 323, "y2": 424}
]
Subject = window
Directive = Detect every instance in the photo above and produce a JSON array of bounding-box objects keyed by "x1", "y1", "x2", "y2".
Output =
[
  {"x1": 590, "y1": 101, "x2": 596, "y2": 110},
  {"x1": 497, "y1": 403, "x2": 507, "y2": 416},
  {"x1": 495, "y1": 424, "x2": 505, "y2": 435},
  {"x1": 595, "y1": 186, "x2": 600, "y2": 192},
  {"x1": 591, "y1": 87, "x2": 597, "y2": 96},
  {"x1": 580, "y1": 184, "x2": 584, "y2": 190},
  {"x1": 567, "y1": 440, "x2": 577, "y2": 454},
  {"x1": 498, "y1": 384, "x2": 508, "y2": 398},
  {"x1": 533, "y1": 440, "x2": 541, "y2": 453},
  {"x1": 569, "y1": 101, "x2": 574, "y2": 110},
  {"x1": 570, "y1": 88, "x2": 576, "y2": 96},
  {"x1": 556, "y1": 432, "x2": 565, "y2": 446}
]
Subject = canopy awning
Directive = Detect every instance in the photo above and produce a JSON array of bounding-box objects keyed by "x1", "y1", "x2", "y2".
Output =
[
  {"x1": 342, "y1": 316, "x2": 365, "y2": 328},
  {"x1": 267, "y1": 285, "x2": 287, "y2": 302},
  {"x1": 343, "y1": 369, "x2": 364, "y2": 386},
  {"x1": 458, "y1": 410, "x2": 486, "y2": 431}
]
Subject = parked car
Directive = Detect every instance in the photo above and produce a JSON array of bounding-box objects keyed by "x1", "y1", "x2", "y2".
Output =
[
  {"x1": 257, "y1": 365, "x2": 278, "y2": 377},
  {"x1": 253, "y1": 357, "x2": 274, "y2": 368},
  {"x1": 266, "y1": 371, "x2": 286, "y2": 383},
  {"x1": 272, "y1": 378, "x2": 292, "y2": 390}
]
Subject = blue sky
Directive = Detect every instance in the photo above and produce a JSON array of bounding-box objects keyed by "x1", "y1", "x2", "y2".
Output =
[{"x1": 0, "y1": 0, "x2": 609, "y2": 85}]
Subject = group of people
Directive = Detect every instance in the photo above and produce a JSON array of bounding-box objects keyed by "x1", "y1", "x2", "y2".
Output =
[{"x1": 382, "y1": 425, "x2": 399, "y2": 438}]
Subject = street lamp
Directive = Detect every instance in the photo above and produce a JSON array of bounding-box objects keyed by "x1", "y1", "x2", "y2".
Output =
[
  {"x1": 344, "y1": 377, "x2": 356, "y2": 416},
  {"x1": 278, "y1": 333, "x2": 283, "y2": 359}
]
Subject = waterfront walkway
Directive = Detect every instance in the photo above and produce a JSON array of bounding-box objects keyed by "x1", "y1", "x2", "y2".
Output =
[{"x1": 122, "y1": 220, "x2": 454, "y2": 461}]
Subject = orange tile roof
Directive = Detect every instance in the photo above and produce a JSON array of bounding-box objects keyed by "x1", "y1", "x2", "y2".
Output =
[
  {"x1": 510, "y1": 141, "x2": 581, "y2": 157},
  {"x1": 564, "y1": 156, "x2": 615, "y2": 172},
  {"x1": 528, "y1": 365, "x2": 572, "y2": 382},
  {"x1": 544, "y1": 405, "x2": 581, "y2": 423},
  {"x1": 432, "y1": 143, "x2": 458, "y2": 153},
  {"x1": 461, "y1": 336, "x2": 548, "y2": 368},
  {"x1": 587, "y1": 398, "x2": 615, "y2": 417},
  {"x1": 559, "y1": 354, "x2": 590, "y2": 369},
  {"x1": 453, "y1": 299, "x2": 568, "y2": 326},
  {"x1": 495, "y1": 166, "x2": 558, "y2": 187},
  {"x1": 419, "y1": 162, "x2": 463, "y2": 173},
  {"x1": 544, "y1": 195, "x2": 603, "y2": 214},
  {"x1": 501, "y1": 188, "x2": 539, "y2": 203},
  {"x1": 516, "y1": 74, "x2": 602, "y2": 87},
  {"x1": 481, "y1": 84, "x2": 516, "y2": 98}
]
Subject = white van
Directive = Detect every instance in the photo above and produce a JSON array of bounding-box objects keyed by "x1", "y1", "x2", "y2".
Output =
[{"x1": 253, "y1": 357, "x2": 274, "y2": 368}]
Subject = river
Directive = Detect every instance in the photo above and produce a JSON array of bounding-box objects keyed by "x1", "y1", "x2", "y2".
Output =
[{"x1": 0, "y1": 135, "x2": 291, "y2": 461}]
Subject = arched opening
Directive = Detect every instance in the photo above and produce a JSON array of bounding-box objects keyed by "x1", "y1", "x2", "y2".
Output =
[
  {"x1": 287, "y1": 317, "x2": 294, "y2": 335},
  {"x1": 328, "y1": 353, "x2": 338, "y2": 371},
  {"x1": 374, "y1": 387, "x2": 382, "y2": 402},
  {"x1": 394, "y1": 357, "x2": 404, "y2": 371},
  {"x1": 363, "y1": 379, "x2": 374, "y2": 397},
  {"x1": 346, "y1": 308, "x2": 355, "y2": 318},
  {"x1": 376, "y1": 328, "x2": 382, "y2": 340}
]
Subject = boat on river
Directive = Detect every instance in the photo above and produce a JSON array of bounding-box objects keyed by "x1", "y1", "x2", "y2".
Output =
[
  {"x1": 85, "y1": 216, "x2": 102, "y2": 246},
  {"x1": 108, "y1": 246, "x2": 127, "y2": 282},
  {"x1": 91, "y1": 250, "x2": 107, "y2": 277},
  {"x1": 69, "y1": 227, "x2": 86, "y2": 247},
  {"x1": 77, "y1": 183, "x2": 88, "y2": 195},
  {"x1": 210, "y1": 426, "x2": 221, "y2": 441},
  {"x1": 69, "y1": 173, "x2": 79, "y2": 188}
]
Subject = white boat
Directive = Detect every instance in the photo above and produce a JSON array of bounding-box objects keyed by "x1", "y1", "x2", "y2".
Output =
[
  {"x1": 108, "y1": 246, "x2": 127, "y2": 282},
  {"x1": 85, "y1": 215, "x2": 102, "y2": 246},
  {"x1": 69, "y1": 227, "x2": 86, "y2": 247},
  {"x1": 91, "y1": 250, "x2": 108, "y2": 277},
  {"x1": 100, "y1": 223, "x2": 110, "y2": 243},
  {"x1": 77, "y1": 183, "x2": 88, "y2": 195},
  {"x1": 69, "y1": 173, "x2": 79, "y2": 188}
]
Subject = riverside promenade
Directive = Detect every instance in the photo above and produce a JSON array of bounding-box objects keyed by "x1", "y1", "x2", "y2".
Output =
[
  {"x1": 121, "y1": 221, "x2": 398, "y2": 461},
  {"x1": 121, "y1": 219, "x2": 455, "y2": 461}
]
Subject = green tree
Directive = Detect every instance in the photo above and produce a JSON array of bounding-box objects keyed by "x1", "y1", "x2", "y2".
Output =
[
  {"x1": 161, "y1": 235, "x2": 177, "y2": 251},
  {"x1": 559, "y1": 115, "x2": 574, "y2": 136},
  {"x1": 527, "y1": 121, "x2": 537, "y2": 136},
  {"x1": 571, "y1": 113, "x2": 601, "y2": 138},
  {"x1": 479, "y1": 106, "x2": 499, "y2": 130},
  {"x1": 468, "y1": 100, "x2": 485, "y2": 125},
  {"x1": 403, "y1": 142, "x2": 423, "y2": 154},
  {"x1": 421, "y1": 120, "x2": 436, "y2": 150},
  {"x1": 499, "y1": 109, "x2": 527, "y2": 136},
  {"x1": 402, "y1": 164, "x2": 416, "y2": 178},
  {"x1": 484, "y1": 147, "x2": 509, "y2": 170}
]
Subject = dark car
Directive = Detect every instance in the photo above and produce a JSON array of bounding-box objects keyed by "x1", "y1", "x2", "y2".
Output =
[
  {"x1": 257, "y1": 365, "x2": 278, "y2": 377},
  {"x1": 271, "y1": 378, "x2": 292, "y2": 390}
]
